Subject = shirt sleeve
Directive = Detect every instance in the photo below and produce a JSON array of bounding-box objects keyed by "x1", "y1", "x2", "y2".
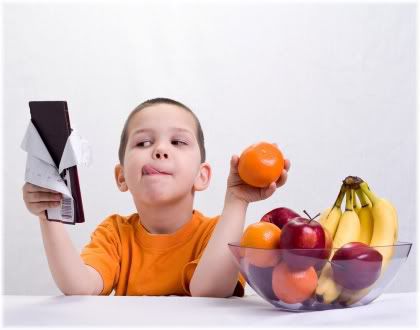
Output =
[
  {"x1": 181, "y1": 220, "x2": 246, "y2": 297},
  {"x1": 80, "y1": 219, "x2": 121, "y2": 295}
]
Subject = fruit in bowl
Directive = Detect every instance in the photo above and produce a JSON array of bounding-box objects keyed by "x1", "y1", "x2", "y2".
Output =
[
  {"x1": 260, "y1": 207, "x2": 301, "y2": 229},
  {"x1": 272, "y1": 262, "x2": 318, "y2": 304},
  {"x1": 279, "y1": 212, "x2": 332, "y2": 271},
  {"x1": 316, "y1": 177, "x2": 402, "y2": 305},
  {"x1": 228, "y1": 242, "x2": 411, "y2": 311},
  {"x1": 229, "y1": 176, "x2": 412, "y2": 311},
  {"x1": 331, "y1": 242, "x2": 383, "y2": 290},
  {"x1": 239, "y1": 222, "x2": 282, "y2": 268}
]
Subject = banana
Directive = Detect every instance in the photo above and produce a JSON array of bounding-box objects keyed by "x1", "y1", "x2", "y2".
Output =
[
  {"x1": 336, "y1": 187, "x2": 374, "y2": 306},
  {"x1": 331, "y1": 188, "x2": 361, "y2": 249},
  {"x1": 360, "y1": 181, "x2": 397, "y2": 271},
  {"x1": 353, "y1": 189, "x2": 361, "y2": 214},
  {"x1": 390, "y1": 204, "x2": 399, "y2": 245},
  {"x1": 355, "y1": 188, "x2": 374, "y2": 245},
  {"x1": 315, "y1": 263, "x2": 343, "y2": 304},
  {"x1": 337, "y1": 286, "x2": 371, "y2": 306},
  {"x1": 319, "y1": 185, "x2": 345, "y2": 239},
  {"x1": 338, "y1": 181, "x2": 399, "y2": 306},
  {"x1": 316, "y1": 188, "x2": 360, "y2": 304}
]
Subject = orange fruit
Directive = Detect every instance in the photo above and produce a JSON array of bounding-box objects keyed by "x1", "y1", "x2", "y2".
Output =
[
  {"x1": 272, "y1": 262, "x2": 318, "y2": 304},
  {"x1": 238, "y1": 142, "x2": 284, "y2": 188},
  {"x1": 240, "y1": 222, "x2": 282, "y2": 268}
]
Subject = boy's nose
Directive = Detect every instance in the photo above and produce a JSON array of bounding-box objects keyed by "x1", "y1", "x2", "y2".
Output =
[{"x1": 153, "y1": 151, "x2": 168, "y2": 160}]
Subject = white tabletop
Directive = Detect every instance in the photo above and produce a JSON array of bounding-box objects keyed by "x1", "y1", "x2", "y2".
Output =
[{"x1": 3, "y1": 292, "x2": 417, "y2": 327}]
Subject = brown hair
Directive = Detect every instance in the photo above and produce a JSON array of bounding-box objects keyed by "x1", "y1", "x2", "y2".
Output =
[{"x1": 118, "y1": 98, "x2": 206, "y2": 165}]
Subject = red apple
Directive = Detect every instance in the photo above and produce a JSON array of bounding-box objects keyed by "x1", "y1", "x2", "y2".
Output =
[
  {"x1": 279, "y1": 216, "x2": 330, "y2": 271},
  {"x1": 260, "y1": 207, "x2": 301, "y2": 229},
  {"x1": 331, "y1": 242, "x2": 383, "y2": 290}
]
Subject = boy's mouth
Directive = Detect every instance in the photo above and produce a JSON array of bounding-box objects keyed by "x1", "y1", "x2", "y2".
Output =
[{"x1": 142, "y1": 164, "x2": 171, "y2": 176}]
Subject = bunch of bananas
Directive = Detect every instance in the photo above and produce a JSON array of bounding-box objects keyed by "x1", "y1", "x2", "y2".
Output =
[{"x1": 315, "y1": 176, "x2": 399, "y2": 306}]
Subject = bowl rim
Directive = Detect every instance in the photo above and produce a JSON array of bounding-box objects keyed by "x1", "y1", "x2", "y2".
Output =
[{"x1": 228, "y1": 241, "x2": 413, "y2": 251}]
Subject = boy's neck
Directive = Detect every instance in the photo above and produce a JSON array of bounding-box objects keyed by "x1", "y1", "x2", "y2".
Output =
[{"x1": 135, "y1": 196, "x2": 195, "y2": 234}]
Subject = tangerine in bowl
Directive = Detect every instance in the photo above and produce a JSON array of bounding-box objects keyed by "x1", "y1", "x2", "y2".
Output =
[
  {"x1": 228, "y1": 242, "x2": 412, "y2": 312},
  {"x1": 239, "y1": 222, "x2": 282, "y2": 268}
]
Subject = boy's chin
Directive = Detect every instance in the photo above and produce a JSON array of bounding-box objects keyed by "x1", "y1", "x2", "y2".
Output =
[
  {"x1": 133, "y1": 189, "x2": 186, "y2": 206},
  {"x1": 139, "y1": 197, "x2": 173, "y2": 206}
]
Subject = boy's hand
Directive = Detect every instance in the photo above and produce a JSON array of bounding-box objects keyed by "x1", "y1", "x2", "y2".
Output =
[
  {"x1": 22, "y1": 183, "x2": 63, "y2": 220},
  {"x1": 225, "y1": 155, "x2": 290, "y2": 204}
]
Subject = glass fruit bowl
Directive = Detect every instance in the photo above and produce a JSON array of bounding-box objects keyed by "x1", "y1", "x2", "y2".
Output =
[{"x1": 228, "y1": 242, "x2": 412, "y2": 312}]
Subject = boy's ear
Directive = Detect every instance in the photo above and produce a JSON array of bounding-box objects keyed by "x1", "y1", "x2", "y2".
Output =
[
  {"x1": 115, "y1": 164, "x2": 128, "y2": 192},
  {"x1": 193, "y1": 162, "x2": 211, "y2": 192}
]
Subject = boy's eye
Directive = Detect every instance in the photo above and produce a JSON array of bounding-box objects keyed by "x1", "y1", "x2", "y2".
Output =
[
  {"x1": 136, "y1": 140, "x2": 187, "y2": 147},
  {"x1": 172, "y1": 140, "x2": 187, "y2": 146},
  {"x1": 136, "y1": 141, "x2": 152, "y2": 147}
]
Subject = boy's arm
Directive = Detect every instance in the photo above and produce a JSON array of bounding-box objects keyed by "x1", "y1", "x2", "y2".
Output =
[
  {"x1": 190, "y1": 154, "x2": 290, "y2": 298},
  {"x1": 189, "y1": 194, "x2": 248, "y2": 298},
  {"x1": 23, "y1": 182, "x2": 102, "y2": 295},
  {"x1": 40, "y1": 219, "x2": 103, "y2": 295}
]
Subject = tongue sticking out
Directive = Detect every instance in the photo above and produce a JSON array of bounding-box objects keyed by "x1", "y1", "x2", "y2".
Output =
[{"x1": 143, "y1": 165, "x2": 163, "y2": 175}]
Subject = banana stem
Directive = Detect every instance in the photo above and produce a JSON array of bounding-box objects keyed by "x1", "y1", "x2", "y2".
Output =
[
  {"x1": 345, "y1": 188, "x2": 354, "y2": 211},
  {"x1": 334, "y1": 184, "x2": 346, "y2": 209},
  {"x1": 356, "y1": 188, "x2": 370, "y2": 208},
  {"x1": 360, "y1": 182, "x2": 378, "y2": 205},
  {"x1": 352, "y1": 189, "x2": 360, "y2": 209},
  {"x1": 343, "y1": 176, "x2": 363, "y2": 189}
]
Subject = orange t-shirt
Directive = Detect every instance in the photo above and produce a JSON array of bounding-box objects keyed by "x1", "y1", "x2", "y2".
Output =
[{"x1": 80, "y1": 209, "x2": 245, "y2": 296}]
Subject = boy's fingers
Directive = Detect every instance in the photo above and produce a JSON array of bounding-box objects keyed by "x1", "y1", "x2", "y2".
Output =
[
  {"x1": 276, "y1": 170, "x2": 288, "y2": 187},
  {"x1": 230, "y1": 155, "x2": 240, "y2": 174},
  {"x1": 269, "y1": 182, "x2": 277, "y2": 194},
  {"x1": 26, "y1": 192, "x2": 62, "y2": 203},
  {"x1": 24, "y1": 183, "x2": 58, "y2": 194},
  {"x1": 29, "y1": 201, "x2": 61, "y2": 214},
  {"x1": 263, "y1": 182, "x2": 277, "y2": 199},
  {"x1": 284, "y1": 159, "x2": 291, "y2": 172}
]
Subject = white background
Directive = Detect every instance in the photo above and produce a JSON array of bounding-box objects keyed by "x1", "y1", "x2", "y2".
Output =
[{"x1": 2, "y1": 1, "x2": 416, "y2": 295}]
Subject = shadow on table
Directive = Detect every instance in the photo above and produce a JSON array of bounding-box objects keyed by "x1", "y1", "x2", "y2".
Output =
[{"x1": 205, "y1": 294, "x2": 295, "y2": 315}]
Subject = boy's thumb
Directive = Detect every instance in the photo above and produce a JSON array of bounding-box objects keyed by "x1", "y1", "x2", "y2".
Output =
[{"x1": 231, "y1": 155, "x2": 239, "y2": 168}]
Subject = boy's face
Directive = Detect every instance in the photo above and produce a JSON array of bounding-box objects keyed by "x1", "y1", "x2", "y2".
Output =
[{"x1": 115, "y1": 104, "x2": 211, "y2": 206}]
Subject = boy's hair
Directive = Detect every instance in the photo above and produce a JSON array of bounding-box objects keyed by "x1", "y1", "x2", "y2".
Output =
[{"x1": 118, "y1": 98, "x2": 206, "y2": 165}]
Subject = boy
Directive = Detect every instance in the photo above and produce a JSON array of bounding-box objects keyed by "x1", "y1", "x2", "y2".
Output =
[{"x1": 22, "y1": 98, "x2": 290, "y2": 297}]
